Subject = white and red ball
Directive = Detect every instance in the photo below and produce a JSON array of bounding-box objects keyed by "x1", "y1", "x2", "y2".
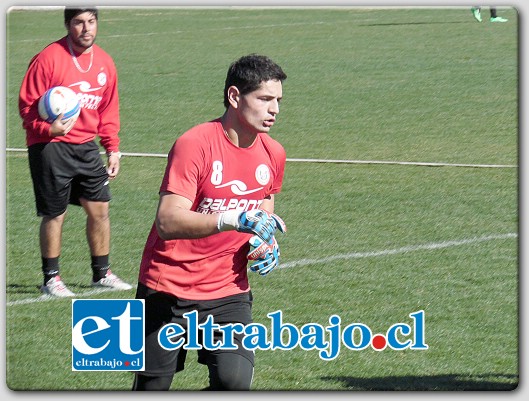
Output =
[{"x1": 38, "y1": 86, "x2": 81, "y2": 123}]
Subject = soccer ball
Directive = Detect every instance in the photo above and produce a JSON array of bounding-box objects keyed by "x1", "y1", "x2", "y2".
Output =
[{"x1": 38, "y1": 86, "x2": 81, "y2": 123}]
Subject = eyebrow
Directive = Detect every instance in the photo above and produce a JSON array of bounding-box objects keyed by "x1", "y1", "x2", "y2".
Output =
[{"x1": 72, "y1": 16, "x2": 97, "y2": 23}]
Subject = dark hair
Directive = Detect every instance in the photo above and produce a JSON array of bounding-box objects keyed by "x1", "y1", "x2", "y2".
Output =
[
  {"x1": 64, "y1": 7, "x2": 98, "y2": 25},
  {"x1": 223, "y1": 54, "x2": 287, "y2": 109}
]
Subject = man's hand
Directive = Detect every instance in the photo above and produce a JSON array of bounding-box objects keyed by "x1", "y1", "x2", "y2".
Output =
[
  {"x1": 49, "y1": 113, "x2": 78, "y2": 137},
  {"x1": 107, "y1": 153, "x2": 121, "y2": 179},
  {"x1": 217, "y1": 209, "x2": 286, "y2": 244},
  {"x1": 247, "y1": 235, "x2": 280, "y2": 276}
]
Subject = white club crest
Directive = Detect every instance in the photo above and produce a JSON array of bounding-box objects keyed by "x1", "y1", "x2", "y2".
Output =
[
  {"x1": 97, "y1": 72, "x2": 107, "y2": 86},
  {"x1": 255, "y1": 164, "x2": 270, "y2": 186}
]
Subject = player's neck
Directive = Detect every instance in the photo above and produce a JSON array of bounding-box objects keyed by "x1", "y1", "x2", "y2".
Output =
[{"x1": 220, "y1": 114, "x2": 258, "y2": 149}]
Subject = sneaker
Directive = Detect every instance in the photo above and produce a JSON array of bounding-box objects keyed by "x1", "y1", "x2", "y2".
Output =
[
  {"x1": 490, "y1": 16, "x2": 508, "y2": 22},
  {"x1": 92, "y1": 270, "x2": 133, "y2": 290},
  {"x1": 471, "y1": 7, "x2": 482, "y2": 22},
  {"x1": 40, "y1": 276, "x2": 75, "y2": 297}
]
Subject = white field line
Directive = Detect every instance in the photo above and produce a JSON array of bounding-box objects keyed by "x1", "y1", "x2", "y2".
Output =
[
  {"x1": 5, "y1": 148, "x2": 517, "y2": 169},
  {"x1": 7, "y1": 5, "x2": 478, "y2": 45},
  {"x1": 286, "y1": 158, "x2": 517, "y2": 168},
  {"x1": 8, "y1": 21, "x2": 330, "y2": 43},
  {"x1": 9, "y1": 21, "x2": 331, "y2": 43},
  {"x1": 280, "y1": 233, "x2": 517, "y2": 270},
  {"x1": 6, "y1": 287, "x2": 125, "y2": 306},
  {"x1": 6, "y1": 232, "x2": 517, "y2": 307},
  {"x1": 17, "y1": 13, "x2": 453, "y2": 44}
]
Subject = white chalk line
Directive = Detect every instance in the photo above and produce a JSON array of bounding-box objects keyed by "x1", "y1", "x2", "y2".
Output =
[
  {"x1": 8, "y1": 21, "x2": 329, "y2": 43},
  {"x1": 5, "y1": 148, "x2": 516, "y2": 169},
  {"x1": 281, "y1": 232, "x2": 517, "y2": 270},
  {"x1": 6, "y1": 287, "x2": 126, "y2": 306},
  {"x1": 16, "y1": 12, "x2": 451, "y2": 44},
  {"x1": 6, "y1": 232, "x2": 517, "y2": 307}
]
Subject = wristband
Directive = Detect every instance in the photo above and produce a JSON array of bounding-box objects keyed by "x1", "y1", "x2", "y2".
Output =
[
  {"x1": 217, "y1": 210, "x2": 240, "y2": 232},
  {"x1": 107, "y1": 151, "x2": 122, "y2": 159}
]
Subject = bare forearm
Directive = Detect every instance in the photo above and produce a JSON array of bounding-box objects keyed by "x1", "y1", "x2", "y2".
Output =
[
  {"x1": 156, "y1": 207, "x2": 219, "y2": 240},
  {"x1": 155, "y1": 192, "x2": 277, "y2": 241}
]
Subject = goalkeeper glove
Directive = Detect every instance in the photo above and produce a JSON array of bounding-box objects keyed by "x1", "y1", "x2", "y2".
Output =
[
  {"x1": 217, "y1": 209, "x2": 286, "y2": 244},
  {"x1": 247, "y1": 235, "x2": 280, "y2": 276}
]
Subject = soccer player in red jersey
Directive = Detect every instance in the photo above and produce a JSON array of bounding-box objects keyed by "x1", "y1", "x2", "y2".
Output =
[
  {"x1": 133, "y1": 54, "x2": 288, "y2": 390},
  {"x1": 19, "y1": 7, "x2": 132, "y2": 297}
]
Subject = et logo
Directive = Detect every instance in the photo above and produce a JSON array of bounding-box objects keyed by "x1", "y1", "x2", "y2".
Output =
[{"x1": 72, "y1": 299, "x2": 144, "y2": 371}]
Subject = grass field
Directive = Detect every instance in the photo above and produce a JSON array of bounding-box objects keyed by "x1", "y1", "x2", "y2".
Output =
[{"x1": 4, "y1": 6, "x2": 518, "y2": 391}]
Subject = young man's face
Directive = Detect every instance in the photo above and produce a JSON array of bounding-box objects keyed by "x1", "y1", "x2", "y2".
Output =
[
  {"x1": 235, "y1": 79, "x2": 283, "y2": 135},
  {"x1": 67, "y1": 11, "x2": 98, "y2": 49}
]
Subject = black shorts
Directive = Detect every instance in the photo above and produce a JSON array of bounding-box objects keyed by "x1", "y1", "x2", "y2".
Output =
[
  {"x1": 28, "y1": 141, "x2": 111, "y2": 217},
  {"x1": 136, "y1": 282, "x2": 255, "y2": 377}
]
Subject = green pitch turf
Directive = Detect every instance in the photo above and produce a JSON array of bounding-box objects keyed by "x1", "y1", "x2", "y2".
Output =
[{"x1": 5, "y1": 6, "x2": 518, "y2": 391}]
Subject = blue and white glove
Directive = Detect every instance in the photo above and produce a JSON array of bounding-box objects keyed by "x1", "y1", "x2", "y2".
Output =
[
  {"x1": 217, "y1": 209, "x2": 286, "y2": 244},
  {"x1": 247, "y1": 235, "x2": 280, "y2": 276}
]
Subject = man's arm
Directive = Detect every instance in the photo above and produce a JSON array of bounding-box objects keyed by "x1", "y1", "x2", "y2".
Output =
[
  {"x1": 155, "y1": 192, "x2": 283, "y2": 242},
  {"x1": 260, "y1": 194, "x2": 275, "y2": 214},
  {"x1": 155, "y1": 192, "x2": 219, "y2": 240}
]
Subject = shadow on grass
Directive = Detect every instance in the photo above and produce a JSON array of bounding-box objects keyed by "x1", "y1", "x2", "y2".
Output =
[
  {"x1": 360, "y1": 21, "x2": 471, "y2": 27},
  {"x1": 6, "y1": 282, "x2": 95, "y2": 295},
  {"x1": 6, "y1": 284, "x2": 42, "y2": 295},
  {"x1": 321, "y1": 373, "x2": 518, "y2": 391}
]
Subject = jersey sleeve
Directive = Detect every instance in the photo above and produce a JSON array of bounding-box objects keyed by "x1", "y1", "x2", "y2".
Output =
[
  {"x1": 265, "y1": 136, "x2": 287, "y2": 195},
  {"x1": 96, "y1": 53, "x2": 120, "y2": 153},
  {"x1": 160, "y1": 132, "x2": 205, "y2": 202},
  {"x1": 18, "y1": 55, "x2": 54, "y2": 138}
]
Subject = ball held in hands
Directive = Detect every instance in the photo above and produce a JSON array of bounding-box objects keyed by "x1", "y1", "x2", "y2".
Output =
[{"x1": 38, "y1": 86, "x2": 81, "y2": 123}]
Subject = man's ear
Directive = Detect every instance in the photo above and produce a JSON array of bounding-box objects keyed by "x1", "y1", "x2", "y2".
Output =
[{"x1": 227, "y1": 86, "x2": 240, "y2": 109}]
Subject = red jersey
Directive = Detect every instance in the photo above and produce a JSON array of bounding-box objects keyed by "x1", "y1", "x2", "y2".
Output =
[
  {"x1": 19, "y1": 36, "x2": 120, "y2": 152},
  {"x1": 138, "y1": 119, "x2": 286, "y2": 300}
]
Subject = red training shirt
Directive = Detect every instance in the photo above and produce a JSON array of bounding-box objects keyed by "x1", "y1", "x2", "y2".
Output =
[
  {"x1": 138, "y1": 119, "x2": 286, "y2": 300},
  {"x1": 19, "y1": 36, "x2": 120, "y2": 152}
]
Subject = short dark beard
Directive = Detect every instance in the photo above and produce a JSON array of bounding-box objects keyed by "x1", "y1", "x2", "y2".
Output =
[{"x1": 68, "y1": 34, "x2": 95, "y2": 52}]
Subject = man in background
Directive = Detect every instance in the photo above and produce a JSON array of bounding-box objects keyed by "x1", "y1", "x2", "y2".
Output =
[{"x1": 19, "y1": 7, "x2": 132, "y2": 297}]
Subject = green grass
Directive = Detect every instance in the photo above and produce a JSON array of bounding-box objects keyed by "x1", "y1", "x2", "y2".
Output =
[{"x1": 5, "y1": 6, "x2": 518, "y2": 391}]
